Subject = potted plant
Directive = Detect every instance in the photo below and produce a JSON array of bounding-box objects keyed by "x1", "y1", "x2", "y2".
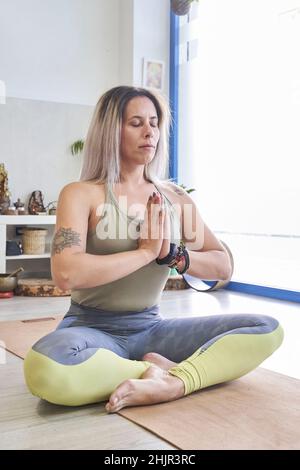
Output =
[
  {"x1": 171, "y1": 0, "x2": 199, "y2": 16},
  {"x1": 70, "y1": 139, "x2": 85, "y2": 156}
]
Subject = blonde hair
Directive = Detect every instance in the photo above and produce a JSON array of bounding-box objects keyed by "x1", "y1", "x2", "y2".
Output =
[{"x1": 80, "y1": 86, "x2": 174, "y2": 188}]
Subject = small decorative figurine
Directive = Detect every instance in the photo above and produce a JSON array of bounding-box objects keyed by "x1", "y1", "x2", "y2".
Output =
[
  {"x1": 0, "y1": 163, "x2": 11, "y2": 214},
  {"x1": 28, "y1": 190, "x2": 46, "y2": 215},
  {"x1": 13, "y1": 198, "x2": 28, "y2": 214},
  {"x1": 13, "y1": 198, "x2": 25, "y2": 209}
]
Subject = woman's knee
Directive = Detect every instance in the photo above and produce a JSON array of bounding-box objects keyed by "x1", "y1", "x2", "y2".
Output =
[
  {"x1": 23, "y1": 330, "x2": 95, "y2": 405},
  {"x1": 24, "y1": 346, "x2": 70, "y2": 404},
  {"x1": 24, "y1": 340, "x2": 149, "y2": 406},
  {"x1": 24, "y1": 345, "x2": 108, "y2": 406},
  {"x1": 32, "y1": 328, "x2": 96, "y2": 365},
  {"x1": 259, "y1": 315, "x2": 284, "y2": 354}
]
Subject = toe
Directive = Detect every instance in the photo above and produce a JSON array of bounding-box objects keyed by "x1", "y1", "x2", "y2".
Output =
[
  {"x1": 106, "y1": 379, "x2": 135, "y2": 413},
  {"x1": 106, "y1": 402, "x2": 118, "y2": 413},
  {"x1": 142, "y1": 352, "x2": 155, "y2": 362}
]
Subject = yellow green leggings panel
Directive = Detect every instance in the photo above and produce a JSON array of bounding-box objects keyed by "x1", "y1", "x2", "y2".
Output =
[
  {"x1": 24, "y1": 347, "x2": 150, "y2": 406},
  {"x1": 23, "y1": 306, "x2": 284, "y2": 406},
  {"x1": 168, "y1": 323, "x2": 284, "y2": 394}
]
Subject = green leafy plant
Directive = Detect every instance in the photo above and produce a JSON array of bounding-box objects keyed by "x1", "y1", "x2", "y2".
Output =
[
  {"x1": 179, "y1": 184, "x2": 196, "y2": 194},
  {"x1": 70, "y1": 139, "x2": 85, "y2": 156}
]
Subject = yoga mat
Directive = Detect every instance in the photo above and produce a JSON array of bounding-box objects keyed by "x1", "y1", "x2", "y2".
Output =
[
  {"x1": 0, "y1": 316, "x2": 63, "y2": 359},
  {"x1": 1, "y1": 317, "x2": 299, "y2": 449},
  {"x1": 119, "y1": 369, "x2": 300, "y2": 450}
]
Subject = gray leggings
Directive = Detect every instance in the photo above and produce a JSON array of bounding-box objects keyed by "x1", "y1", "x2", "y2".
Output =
[
  {"x1": 24, "y1": 300, "x2": 283, "y2": 406},
  {"x1": 35, "y1": 300, "x2": 281, "y2": 365}
]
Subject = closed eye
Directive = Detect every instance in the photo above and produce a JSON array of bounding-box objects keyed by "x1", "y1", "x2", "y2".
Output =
[{"x1": 130, "y1": 119, "x2": 158, "y2": 127}]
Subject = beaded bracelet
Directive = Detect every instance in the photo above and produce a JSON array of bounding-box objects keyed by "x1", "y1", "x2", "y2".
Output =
[
  {"x1": 168, "y1": 242, "x2": 190, "y2": 274},
  {"x1": 156, "y1": 243, "x2": 178, "y2": 265},
  {"x1": 156, "y1": 242, "x2": 190, "y2": 274}
]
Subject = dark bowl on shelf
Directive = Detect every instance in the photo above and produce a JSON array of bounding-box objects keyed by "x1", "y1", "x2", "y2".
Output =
[{"x1": 0, "y1": 274, "x2": 18, "y2": 292}]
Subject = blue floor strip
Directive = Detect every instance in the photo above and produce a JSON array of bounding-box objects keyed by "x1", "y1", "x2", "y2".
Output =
[{"x1": 225, "y1": 281, "x2": 300, "y2": 303}]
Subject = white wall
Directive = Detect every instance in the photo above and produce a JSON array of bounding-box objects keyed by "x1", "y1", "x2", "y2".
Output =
[
  {"x1": 133, "y1": 0, "x2": 170, "y2": 97},
  {"x1": 0, "y1": 97, "x2": 93, "y2": 205},
  {"x1": 119, "y1": 0, "x2": 134, "y2": 85},
  {"x1": 0, "y1": 0, "x2": 120, "y2": 105},
  {"x1": 0, "y1": 0, "x2": 121, "y2": 209},
  {"x1": 119, "y1": 0, "x2": 170, "y2": 96},
  {"x1": 0, "y1": 0, "x2": 171, "y2": 212}
]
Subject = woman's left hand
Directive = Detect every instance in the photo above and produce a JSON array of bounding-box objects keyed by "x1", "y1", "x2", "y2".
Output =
[{"x1": 157, "y1": 200, "x2": 171, "y2": 260}]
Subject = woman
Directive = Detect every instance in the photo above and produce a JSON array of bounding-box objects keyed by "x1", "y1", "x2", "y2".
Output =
[{"x1": 24, "y1": 86, "x2": 283, "y2": 413}]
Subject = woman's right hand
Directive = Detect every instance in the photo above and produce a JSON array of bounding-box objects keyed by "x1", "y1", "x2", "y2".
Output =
[{"x1": 138, "y1": 192, "x2": 165, "y2": 262}]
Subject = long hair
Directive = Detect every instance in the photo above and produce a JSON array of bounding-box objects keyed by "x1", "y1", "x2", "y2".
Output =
[{"x1": 79, "y1": 86, "x2": 173, "y2": 188}]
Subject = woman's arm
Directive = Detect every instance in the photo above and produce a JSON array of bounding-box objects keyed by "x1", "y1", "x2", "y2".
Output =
[
  {"x1": 184, "y1": 240, "x2": 231, "y2": 281},
  {"x1": 166, "y1": 183, "x2": 232, "y2": 280},
  {"x1": 51, "y1": 183, "x2": 156, "y2": 291}
]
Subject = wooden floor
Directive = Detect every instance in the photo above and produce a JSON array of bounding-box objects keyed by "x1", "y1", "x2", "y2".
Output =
[{"x1": 0, "y1": 289, "x2": 299, "y2": 450}]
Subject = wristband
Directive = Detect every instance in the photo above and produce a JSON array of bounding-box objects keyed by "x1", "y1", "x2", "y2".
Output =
[
  {"x1": 175, "y1": 247, "x2": 190, "y2": 274},
  {"x1": 156, "y1": 243, "x2": 178, "y2": 265},
  {"x1": 168, "y1": 242, "x2": 190, "y2": 274}
]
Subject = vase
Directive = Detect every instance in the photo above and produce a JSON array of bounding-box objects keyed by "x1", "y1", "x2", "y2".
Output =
[{"x1": 171, "y1": 0, "x2": 192, "y2": 16}]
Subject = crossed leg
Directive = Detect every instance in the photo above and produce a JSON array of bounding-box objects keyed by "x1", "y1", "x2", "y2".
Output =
[
  {"x1": 24, "y1": 313, "x2": 283, "y2": 411},
  {"x1": 106, "y1": 313, "x2": 284, "y2": 413}
]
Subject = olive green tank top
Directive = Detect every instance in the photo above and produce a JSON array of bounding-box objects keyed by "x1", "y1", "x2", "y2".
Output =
[{"x1": 71, "y1": 182, "x2": 181, "y2": 312}]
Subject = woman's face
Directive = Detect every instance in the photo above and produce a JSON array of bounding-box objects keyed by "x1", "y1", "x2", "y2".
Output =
[{"x1": 120, "y1": 96, "x2": 160, "y2": 166}]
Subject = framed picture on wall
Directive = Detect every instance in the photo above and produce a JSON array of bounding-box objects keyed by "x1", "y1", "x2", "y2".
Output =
[{"x1": 143, "y1": 59, "x2": 164, "y2": 91}]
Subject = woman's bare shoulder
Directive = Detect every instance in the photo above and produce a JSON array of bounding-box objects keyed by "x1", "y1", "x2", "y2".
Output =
[
  {"x1": 158, "y1": 180, "x2": 187, "y2": 204},
  {"x1": 59, "y1": 180, "x2": 106, "y2": 200}
]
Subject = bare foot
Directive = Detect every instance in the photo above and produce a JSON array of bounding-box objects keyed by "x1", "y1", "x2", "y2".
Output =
[
  {"x1": 105, "y1": 364, "x2": 185, "y2": 414},
  {"x1": 142, "y1": 352, "x2": 178, "y2": 370}
]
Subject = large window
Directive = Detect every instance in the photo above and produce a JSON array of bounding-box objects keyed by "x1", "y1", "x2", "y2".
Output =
[{"x1": 177, "y1": 1, "x2": 300, "y2": 291}]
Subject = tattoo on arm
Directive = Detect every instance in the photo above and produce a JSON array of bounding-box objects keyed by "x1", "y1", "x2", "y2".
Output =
[{"x1": 51, "y1": 227, "x2": 82, "y2": 255}]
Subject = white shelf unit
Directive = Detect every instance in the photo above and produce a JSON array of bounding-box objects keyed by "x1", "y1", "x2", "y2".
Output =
[
  {"x1": 0, "y1": 215, "x2": 56, "y2": 273},
  {"x1": 6, "y1": 254, "x2": 51, "y2": 260}
]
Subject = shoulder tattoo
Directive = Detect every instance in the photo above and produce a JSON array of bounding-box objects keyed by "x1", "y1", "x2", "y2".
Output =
[
  {"x1": 51, "y1": 227, "x2": 81, "y2": 255},
  {"x1": 172, "y1": 185, "x2": 185, "y2": 197}
]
